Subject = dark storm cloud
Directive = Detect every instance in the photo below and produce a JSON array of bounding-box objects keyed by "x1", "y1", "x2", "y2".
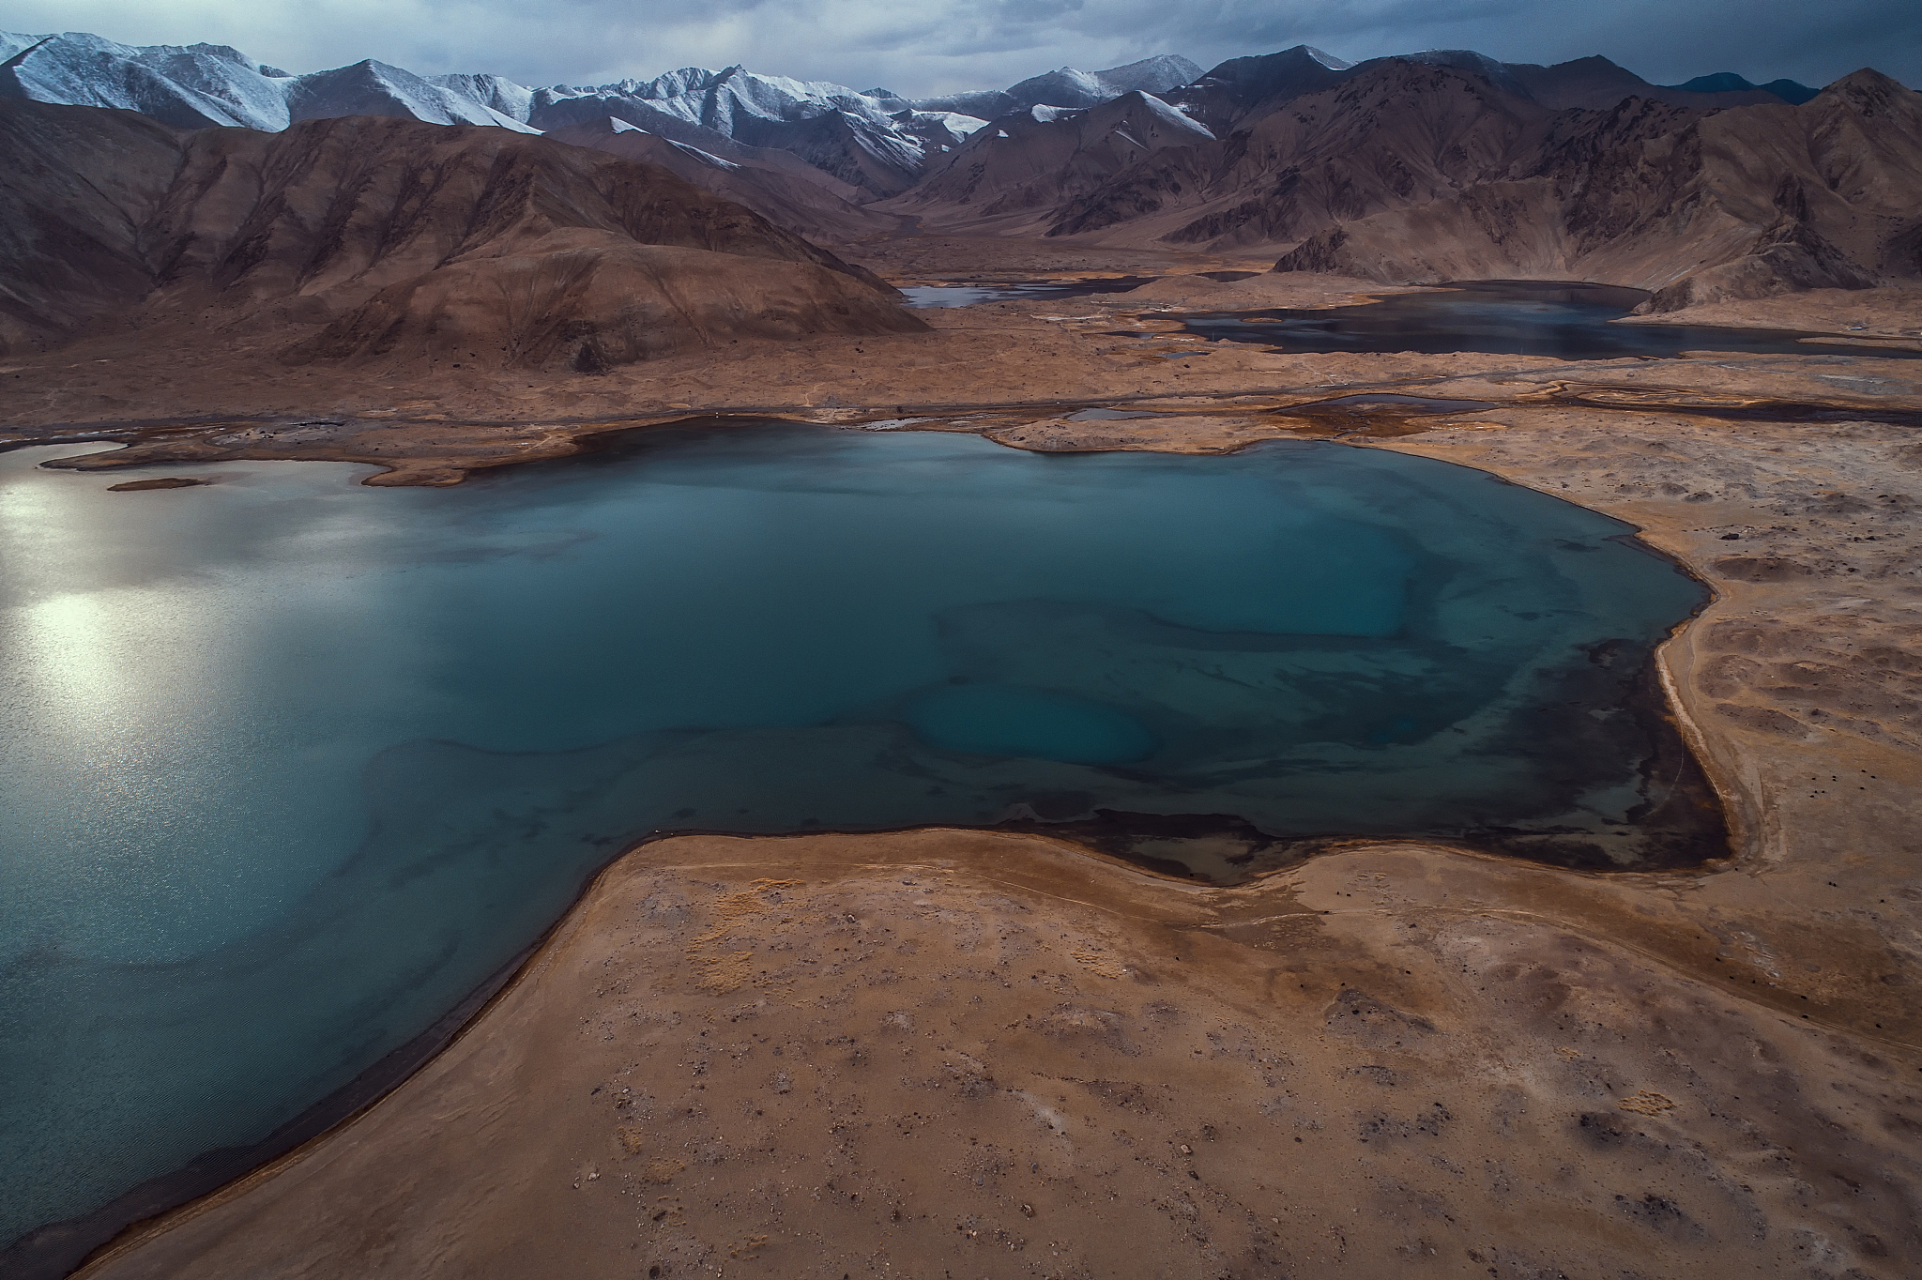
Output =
[{"x1": 7, "y1": 0, "x2": 1915, "y2": 94}]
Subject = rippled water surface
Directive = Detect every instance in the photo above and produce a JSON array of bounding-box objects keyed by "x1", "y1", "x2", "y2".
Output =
[{"x1": 0, "y1": 425, "x2": 1710, "y2": 1257}]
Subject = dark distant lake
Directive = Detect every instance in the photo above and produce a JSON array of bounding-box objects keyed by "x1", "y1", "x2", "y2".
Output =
[
  {"x1": 901, "y1": 277, "x2": 1154, "y2": 307},
  {"x1": 0, "y1": 424, "x2": 1711, "y2": 1262},
  {"x1": 1181, "y1": 280, "x2": 1922, "y2": 359}
]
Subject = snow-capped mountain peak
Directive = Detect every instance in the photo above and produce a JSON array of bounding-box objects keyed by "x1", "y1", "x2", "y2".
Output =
[
  {"x1": 0, "y1": 30, "x2": 43, "y2": 60},
  {"x1": 0, "y1": 31, "x2": 537, "y2": 132},
  {"x1": 0, "y1": 30, "x2": 1212, "y2": 195}
]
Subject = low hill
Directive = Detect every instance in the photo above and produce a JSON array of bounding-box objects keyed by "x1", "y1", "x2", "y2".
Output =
[{"x1": 0, "y1": 102, "x2": 922, "y2": 368}]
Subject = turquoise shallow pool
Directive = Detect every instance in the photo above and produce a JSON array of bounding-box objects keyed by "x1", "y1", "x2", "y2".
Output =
[{"x1": 0, "y1": 424, "x2": 1709, "y2": 1260}]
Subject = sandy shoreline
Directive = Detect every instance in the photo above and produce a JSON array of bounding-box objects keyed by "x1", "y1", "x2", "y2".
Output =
[{"x1": 74, "y1": 826, "x2": 1922, "y2": 1279}]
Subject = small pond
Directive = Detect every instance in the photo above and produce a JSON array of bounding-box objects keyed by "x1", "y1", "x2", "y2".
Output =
[
  {"x1": 0, "y1": 423, "x2": 1715, "y2": 1268},
  {"x1": 901, "y1": 276, "x2": 1154, "y2": 308}
]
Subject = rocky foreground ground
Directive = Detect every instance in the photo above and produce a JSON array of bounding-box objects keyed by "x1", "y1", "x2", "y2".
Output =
[{"x1": 10, "y1": 250, "x2": 1919, "y2": 1280}]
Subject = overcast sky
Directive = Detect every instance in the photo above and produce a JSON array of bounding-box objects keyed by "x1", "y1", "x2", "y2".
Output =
[{"x1": 4, "y1": 0, "x2": 1915, "y2": 93}]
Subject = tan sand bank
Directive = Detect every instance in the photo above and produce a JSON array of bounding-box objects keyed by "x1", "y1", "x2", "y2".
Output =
[
  {"x1": 81, "y1": 829, "x2": 1921, "y2": 1280},
  {"x1": 1616, "y1": 286, "x2": 1922, "y2": 340}
]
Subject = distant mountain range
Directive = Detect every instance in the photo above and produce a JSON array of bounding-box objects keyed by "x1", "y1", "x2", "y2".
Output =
[
  {"x1": 0, "y1": 32, "x2": 1209, "y2": 197},
  {"x1": 2, "y1": 26, "x2": 1915, "y2": 367},
  {"x1": 960, "y1": 62, "x2": 1920, "y2": 312},
  {"x1": 0, "y1": 30, "x2": 1827, "y2": 200}
]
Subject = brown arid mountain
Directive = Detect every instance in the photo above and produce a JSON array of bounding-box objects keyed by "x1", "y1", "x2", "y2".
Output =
[
  {"x1": 1268, "y1": 68, "x2": 1922, "y2": 309},
  {"x1": 876, "y1": 90, "x2": 1218, "y2": 235},
  {"x1": 0, "y1": 101, "x2": 921, "y2": 370},
  {"x1": 890, "y1": 58, "x2": 1921, "y2": 312},
  {"x1": 1152, "y1": 45, "x2": 1358, "y2": 135},
  {"x1": 1156, "y1": 47, "x2": 1789, "y2": 139},
  {"x1": 0, "y1": 101, "x2": 186, "y2": 353},
  {"x1": 543, "y1": 117, "x2": 905, "y2": 245},
  {"x1": 1505, "y1": 54, "x2": 1787, "y2": 111},
  {"x1": 1049, "y1": 59, "x2": 1572, "y2": 247}
]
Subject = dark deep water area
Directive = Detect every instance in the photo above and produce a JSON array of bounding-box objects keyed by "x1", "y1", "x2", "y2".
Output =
[
  {"x1": 1181, "y1": 280, "x2": 1922, "y2": 359},
  {"x1": 0, "y1": 424, "x2": 1713, "y2": 1266}
]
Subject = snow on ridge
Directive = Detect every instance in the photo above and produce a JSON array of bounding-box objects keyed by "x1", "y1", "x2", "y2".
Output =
[
  {"x1": 1135, "y1": 90, "x2": 1216, "y2": 138},
  {"x1": 916, "y1": 110, "x2": 987, "y2": 138},
  {"x1": 668, "y1": 139, "x2": 742, "y2": 171},
  {"x1": 128, "y1": 41, "x2": 306, "y2": 129},
  {"x1": 287, "y1": 59, "x2": 539, "y2": 132},
  {"x1": 0, "y1": 31, "x2": 1213, "y2": 197},
  {"x1": 1091, "y1": 55, "x2": 1204, "y2": 96},
  {"x1": 542, "y1": 63, "x2": 895, "y2": 128},
  {"x1": 0, "y1": 30, "x2": 274, "y2": 129},
  {"x1": 0, "y1": 31, "x2": 44, "y2": 60},
  {"x1": 0, "y1": 29, "x2": 1194, "y2": 170},
  {"x1": 525, "y1": 64, "x2": 996, "y2": 191},
  {"x1": 1106, "y1": 55, "x2": 1199, "y2": 78},
  {"x1": 0, "y1": 31, "x2": 546, "y2": 132},
  {"x1": 428, "y1": 72, "x2": 535, "y2": 123}
]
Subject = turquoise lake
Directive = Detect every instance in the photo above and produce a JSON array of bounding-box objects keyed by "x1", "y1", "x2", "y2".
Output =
[{"x1": 0, "y1": 423, "x2": 1714, "y2": 1262}]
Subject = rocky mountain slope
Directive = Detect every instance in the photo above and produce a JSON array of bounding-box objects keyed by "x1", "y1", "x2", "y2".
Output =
[
  {"x1": 1160, "y1": 46, "x2": 1805, "y2": 135},
  {"x1": 1264, "y1": 67, "x2": 1922, "y2": 308},
  {"x1": 1026, "y1": 58, "x2": 1608, "y2": 245},
  {"x1": 2, "y1": 31, "x2": 1822, "y2": 205},
  {"x1": 0, "y1": 101, "x2": 920, "y2": 368},
  {"x1": 884, "y1": 54, "x2": 1921, "y2": 309},
  {"x1": 913, "y1": 53, "x2": 1203, "y2": 120},
  {"x1": 0, "y1": 31, "x2": 537, "y2": 131},
  {"x1": 3, "y1": 29, "x2": 1907, "y2": 308},
  {"x1": 523, "y1": 67, "x2": 987, "y2": 197},
  {"x1": 0, "y1": 33, "x2": 1204, "y2": 201},
  {"x1": 544, "y1": 117, "x2": 903, "y2": 243},
  {"x1": 881, "y1": 91, "x2": 1218, "y2": 230},
  {"x1": 1668, "y1": 71, "x2": 1818, "y2": 105}
]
